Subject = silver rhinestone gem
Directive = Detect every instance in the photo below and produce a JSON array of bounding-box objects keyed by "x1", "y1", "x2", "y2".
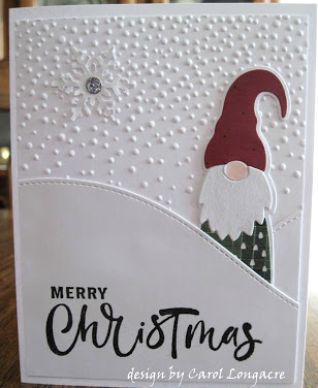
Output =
[{"x1": 86, "y1": 77, "x2": 102, "y2": 95}]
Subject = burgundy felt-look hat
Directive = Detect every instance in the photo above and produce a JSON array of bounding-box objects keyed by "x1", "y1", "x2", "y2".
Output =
[{"x1": 204, "y1": 69, "x2": 288, "y2": 172}]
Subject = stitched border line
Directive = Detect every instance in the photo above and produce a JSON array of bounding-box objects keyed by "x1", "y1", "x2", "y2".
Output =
[
  {"x1": 274, "y1": 211, "x2": 302, "y2": 233},
  {"x1": 19, "y1": 178, "x2": 298, "y2": 309}
]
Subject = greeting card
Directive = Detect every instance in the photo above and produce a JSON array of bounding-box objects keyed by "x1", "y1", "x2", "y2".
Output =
[{"x1": 10, "y1": 3, "x2": 316, "y2": 387}]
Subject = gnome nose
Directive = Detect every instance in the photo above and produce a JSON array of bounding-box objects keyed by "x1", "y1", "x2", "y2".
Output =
[{"x1": 224, "y1": 161, "x2": 249, "y2": 181}]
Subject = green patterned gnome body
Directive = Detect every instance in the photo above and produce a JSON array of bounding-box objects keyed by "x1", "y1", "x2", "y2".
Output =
[
  {"x1": 199, "y1": 70, "x2": 288, "y2": 283},
  {"x1": 201, "y1": 219, "x2": 271, "y2": 282}
]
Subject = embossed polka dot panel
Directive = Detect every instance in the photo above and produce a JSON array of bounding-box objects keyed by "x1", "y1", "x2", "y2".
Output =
[{"x1": 13, "y1": 14, "x2": 308, "y2": 226}]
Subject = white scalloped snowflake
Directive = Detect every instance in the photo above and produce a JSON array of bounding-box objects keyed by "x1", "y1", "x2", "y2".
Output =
[{"x1": 51, "y1": 47, "x2": 131, "y2": 121}]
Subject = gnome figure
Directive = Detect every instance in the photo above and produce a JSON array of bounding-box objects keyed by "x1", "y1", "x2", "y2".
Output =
[{"x1": 200, "y1": 69, "x2": 288, "y2": 283}]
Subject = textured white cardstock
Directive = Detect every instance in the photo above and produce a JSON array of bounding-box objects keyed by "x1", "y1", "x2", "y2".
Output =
[{"x1": 10, "y1": 3, "x2": 316, "y2": 387}]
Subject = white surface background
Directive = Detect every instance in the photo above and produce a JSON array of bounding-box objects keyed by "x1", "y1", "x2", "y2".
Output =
[
  {"x1": 12, "y1": 4, "x2": 316, "y2": 301},
  {"x1": 13, "y1": 9, "x2": 308, "y2": 229},
  {"x1": 309, "y1": 1, "x2": 318, "y2": 295},
  {"x1": 9, "y1": 4, "x2": 316, "y2": 387},
  {"x1": 281, "y1": 1, "x2": 318, "y2": 295}
]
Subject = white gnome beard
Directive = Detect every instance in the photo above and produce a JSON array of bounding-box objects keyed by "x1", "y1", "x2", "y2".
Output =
[{"x1": 199, "y1": 165, "x2": 273, "y2": 241}]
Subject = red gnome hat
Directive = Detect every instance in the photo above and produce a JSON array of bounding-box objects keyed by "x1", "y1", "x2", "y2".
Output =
[{"x1": 204, "y1": 69, "x2": 288, "y2": 171}]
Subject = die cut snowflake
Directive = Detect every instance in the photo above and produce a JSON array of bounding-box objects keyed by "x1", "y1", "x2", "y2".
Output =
[{"x1": 51, "y1": 47, "x2": 131, "y2": 121}]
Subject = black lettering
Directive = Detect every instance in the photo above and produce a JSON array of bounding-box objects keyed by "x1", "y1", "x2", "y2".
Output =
[
  {"x1": 66, "y1": 287, "x2": 74, "y2": 299},
  {"x1": 185, "y1": 320, "x2": 217, "y2": 349},
  {"x1": 76, "y1": 287, "x2": 85, "y2": 299},
  {"x1": 46, "y1": 303, "x2": 78, "y2": 356},
  {"x1": 146, "y1": 314, "x2": 166, "y2": 349},
  {"x1": 88, "y1": 287, "x2": 97, "y2": 299},
  {"x1": 234, "y1": 323, "x2": 262, "y2": 361},
  {"x1": 51, "y1": 286, "x2": 63, "y2": 299},
  {"x1": 98, "y1": 287, "x2": 107, "y2": 300},
  {"x1": 159, "y1": 308, "x2": 199, "y2": 359},
  {"x1": 112, "y1": 316, "x2": 144, "y2": 357}
]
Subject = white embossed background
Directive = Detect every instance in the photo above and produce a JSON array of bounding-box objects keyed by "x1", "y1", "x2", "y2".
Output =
[{"x1": 13, "y1": 14, "x2": 308, "y2": 226}]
